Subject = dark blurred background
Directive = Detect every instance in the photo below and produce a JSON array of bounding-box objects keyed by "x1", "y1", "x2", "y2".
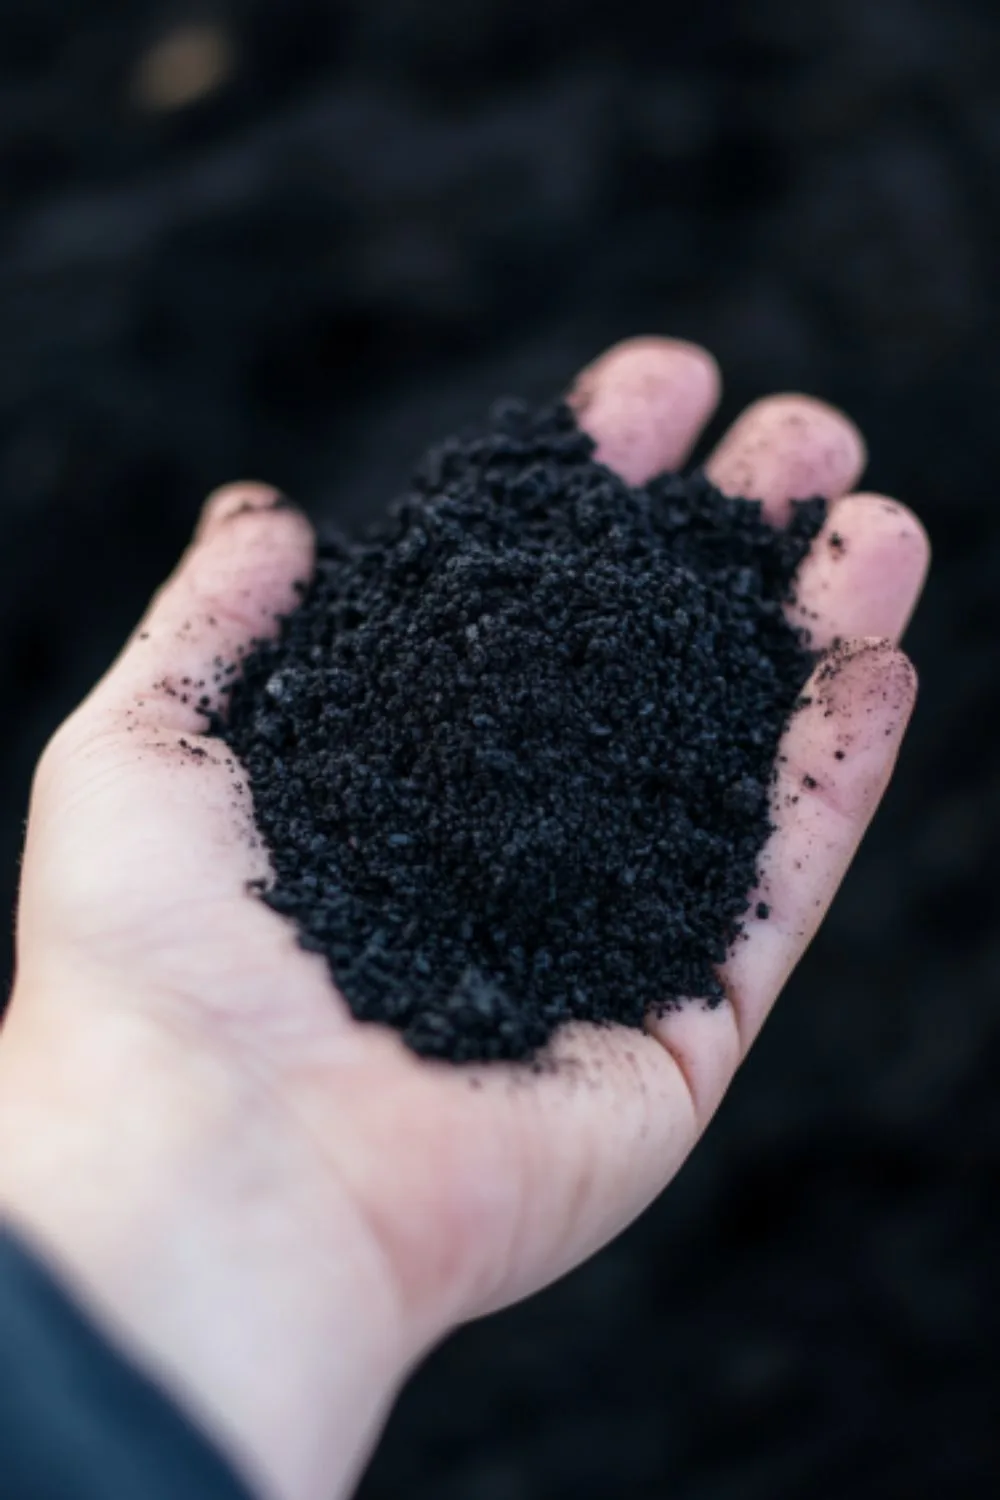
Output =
[{"x1": 2, "y1": 1, "x2": 998, "y2": 1494}]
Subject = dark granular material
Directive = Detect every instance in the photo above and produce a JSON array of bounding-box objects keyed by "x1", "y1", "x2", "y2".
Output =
[{"x1": 221, "y1": 400, "x2": 825, "y2": 1063}]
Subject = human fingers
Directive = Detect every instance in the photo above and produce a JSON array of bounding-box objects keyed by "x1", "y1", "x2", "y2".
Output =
[
  {"x1": 646, "y1": 639, "x2": 917, "y2": 1112},
  {"x1": 706, "y1": 393, "x2": 866, "y2": 524},
  {"x1": 789, "y1": 493, "x2": 930, "y2": 647},
  {"x1": 568, "y1": 335, "x2": 721, "y2": 484}
]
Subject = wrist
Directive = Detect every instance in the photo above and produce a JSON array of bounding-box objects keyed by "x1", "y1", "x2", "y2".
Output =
[{"x1": 0, "y1": 976, "x2": 412, "y2": 1500}]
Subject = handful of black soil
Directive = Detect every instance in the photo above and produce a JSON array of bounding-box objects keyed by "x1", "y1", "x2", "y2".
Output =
[{"x1": 222, "y1": 401, "x2": 824, "y2": 1063}]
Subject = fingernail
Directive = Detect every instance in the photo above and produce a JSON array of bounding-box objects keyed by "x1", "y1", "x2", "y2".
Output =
[{"x1": 196, "y1": 483, "x2": 296, "y2": 543}]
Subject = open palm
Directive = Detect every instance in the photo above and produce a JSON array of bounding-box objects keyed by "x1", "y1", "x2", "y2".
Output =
[{"x1": 5, "y1": 337, "x2": 928, "y2": 1500}]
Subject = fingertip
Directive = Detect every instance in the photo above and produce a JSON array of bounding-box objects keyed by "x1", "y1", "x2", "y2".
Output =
[
  {"x1": 837, "y1": 492, "x2": 932, "y2": 585},
  {"x1": 78, "y1": 483, "x2": 316, "y2": 738},
  {"x1": 568, "y1": 335, "x2": 722, "y2": 484},
  {"x1": 180, "y1": 491, "x2": 316, "y2": 642},
  {"x1": 191, "y1": 482, "x2": 316, "y2": 610},
  {"x1": 720, "y1": 637, "x2": 917, "y2": 1041},
  {"x1": 571, "y1": 334, "x2": 722, "y2": 400},
  {"x1": 707, "y1": 392, "x2": 867, "y2": 518},
  {"x1": 760, "y1": 392, "x2": 868, "y2": 474},
  {"x1": 196, "y1": 481, "x2": 296, "y2": 544},
  {"x1": 790, "y1": 493, "x2": 930, "y2": 647},
  {"x1": 614, "y1": 335, "x2": 723, "y2": 404}
]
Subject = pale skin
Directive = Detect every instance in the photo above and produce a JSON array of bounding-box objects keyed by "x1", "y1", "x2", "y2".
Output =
[{"x1": 0, "y1": 337, "x2": 929, "y2": 1500}]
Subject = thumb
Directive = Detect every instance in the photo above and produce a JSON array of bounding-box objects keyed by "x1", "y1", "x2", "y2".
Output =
[
  {"x1": 70, "y1": 483, "x2": 315, "y2": 745},
  {"x1": 18, "y1": 486, "x2": 314, "y2": 974}
]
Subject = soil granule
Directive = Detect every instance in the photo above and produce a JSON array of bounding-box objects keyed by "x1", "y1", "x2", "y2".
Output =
[{"x1": 221, "y1": 400, "x2": 825, "y2": 1063}]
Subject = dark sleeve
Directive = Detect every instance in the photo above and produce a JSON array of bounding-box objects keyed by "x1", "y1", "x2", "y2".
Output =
[{"x1": 0, "y1": 1228, "x2": 257, "y2": 1500}]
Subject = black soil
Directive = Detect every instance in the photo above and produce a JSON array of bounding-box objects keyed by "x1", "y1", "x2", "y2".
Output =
[{"x1": 222, "y1": 401, "x2": 823, "y2": 1062}]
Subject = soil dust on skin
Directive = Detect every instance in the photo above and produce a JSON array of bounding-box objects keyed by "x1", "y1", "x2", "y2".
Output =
[
  {"x1": 752, "y1": 637, "x2": 916, "y2": 945},
  {"x1": 119, "y1": 583, "x2": 297, "y2": 855}
]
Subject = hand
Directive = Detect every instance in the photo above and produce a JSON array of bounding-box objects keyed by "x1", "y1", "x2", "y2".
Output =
[{"x1": 0, "y1": 338, "x2": 928, "y2": 1500}]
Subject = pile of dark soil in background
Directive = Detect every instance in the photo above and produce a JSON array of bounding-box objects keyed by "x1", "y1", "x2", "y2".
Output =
[
  {"x1": 224, "y1": 401, "x2": 822, "y2": 1062},
  {"x1": 2, "y1": 1, "x2": 998, "y2": 1494}
]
